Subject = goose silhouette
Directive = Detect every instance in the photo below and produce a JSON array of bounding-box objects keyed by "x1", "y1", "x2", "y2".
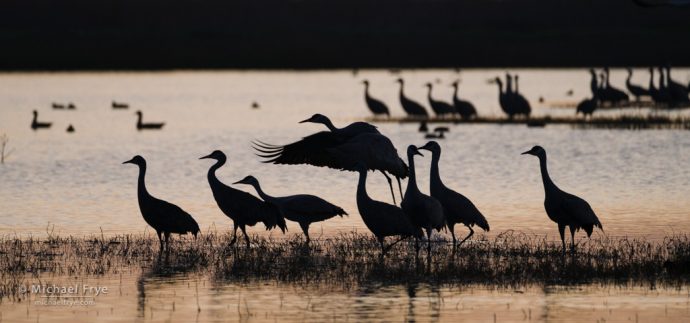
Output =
[
  {"x1": 419, "y1": 141, "x2": 489, "y2": 247},
  {"x1": 522, "y1": 146, "x2": 603, "y2": 254},
  {"x1": 362, "y1": 80, "x2": 390, "y2": 117},
  {"x1": 135, "y1": 111, "x2": 165, "y2": 130},
  {"x1": 123, "y1": 155, "x2": 199, "y2": 251},
  {"x1": 112, "y1": 101, "x2": 129, "y2": 109},
  {"x1": 200, "y1": 150, "x2": 286, "y2": 248},
  {"x1": 354, "y1": 162, "x2": 422, "y2": 255},
  {"x1": 31, "y1": 110, "x2": 52, "y2": 130},
  {"x1": 233, "y1": 175, "x2": 346, "y2": 243}
]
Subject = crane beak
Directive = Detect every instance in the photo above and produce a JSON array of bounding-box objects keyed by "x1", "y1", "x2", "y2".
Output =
[
  {"x1": 298, "y1": 118, "x2": 311, "y2": 124},
  {"x1": 415, "y1": 151, "x2": 424, "y2": 157},
  {"x1": 199, "y1": 153, "x2": 212, "y2": 160},
  {"x1": 232, "y1": 180, "x2": 245, "y2": 185},
  {"x1": 122, "y1": 158, "x2": 134, "y2": 164},
  {"x1": 521, "y1": 150, "x2": 531, "y2": 155}
]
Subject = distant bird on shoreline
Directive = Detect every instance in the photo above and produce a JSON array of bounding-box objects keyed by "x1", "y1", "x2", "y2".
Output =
[
  {"x1": 31, "y1": 110, "x2": 52, "y2": 130},
  {"x1": 424, "y1": 82, "x2": 455, "y2": 117},
  {"x1": 233, "y1": 175, "x2": 346, "y2": 243},
  {"x1": 52, "y1": 103, "x2": 65, "y2": 110},
  {"x1": 66, "y1": 124, "x2": 75, "y2": 133},
  {"x1": 401, "y1": 145, "x2": 445, "y2": 254},
  {"x1": 112, "y1": 101, "x2": 129, "y2": 109},
  {"x1": 396, "y1": 78, "x2": 429, "y2": 118},
  {"x1": 135, "y1": 111, "x2": 165, "y2": 130},
  {"x1": 625, "y1": 68, "x2": 649, "y2": 101},
  {"x1": 521, "y1": 146, "x2": 603, "y2": 255},
  {"x1": 200, "y1": 150, "x2": 286, "y2": 248},
  {"x1": 418, "y1": 141, "x2": 489, "y2": 247},
  {"x1": 450, "y1": 80, "x2": 477, "y2": 120},
  {"x1": 362, "y1": 80, "x2": 390, "y2": 117},
  {"x1": 123, "y1": 155, "x2": 199, "y2": 251},
  {"x1": 354, "y1": 163, "x2": 422, "y2": 255}
]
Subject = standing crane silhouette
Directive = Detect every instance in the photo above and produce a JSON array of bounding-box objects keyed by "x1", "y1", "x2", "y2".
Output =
[
  {"x1": 625, "y1": 68, "x2": 649, "y2": 101},
  {"x1": 31, "y1": 110, "x2": 52, "y2": 130},
  {"x1": 424, "y1": 82, "x2": 456, "y2": 117},
  {"x1": 450, "y1": 80, "x2": 477, "y2": 120},
  {"x1": 512, "y1": 75, "x2": 532, "y2": 116},
  {"x1": 135, "y1": 111, "x2": 165, "y2": 130},
  {"x1": 200, "y1": 150, "x2": 286, "y2": 248},
  {"x1": 362, "y1": 80, "x2": 390, "y2": 117},
  {"x1": 521, "y1": 146, "x2": 603, "y2": 255},
  {"x1": 354, "y1": 163, "x2": 422, "y2": 256},
  {"x1": 418, "y1": 141, "x2": 489, "y2": 247},
  {"x1": 233, "y1": 175, "x2": 346, "y2": 243},
  {"x1": 253, "y1": 114, "x2": 408, "y2": 204},
  {"x1": 401, "y1": 145, "x2": 445, "y2": 254},
  {"x1": 395, "y1": 78, "x2": 429, "y2": 118},
  {"x1": 123, "y1": 155, "x2": 200, "y2": 251}
]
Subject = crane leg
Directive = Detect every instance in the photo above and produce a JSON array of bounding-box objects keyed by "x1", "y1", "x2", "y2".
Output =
[
  {"x1": 426, "y1": 228, "x2": 432, "y2": 254},
  {"x1": 396, "y1": 177, "x2": 404, "y2": 201},
  {"x1": 299, "y1": 222, "x2": 311, "y2": 244},
  {"x1": 240, "y1": 225, "x2": 250, "y2": 248},
  {"x1": 380, "y1": 170, "x2": 396, "y2": 205},
  {"x1": 558, "y1": 224, "x2": 566, "y2": 255},
  {"x1": 379, "y1": 238, "x2": 386, "y2": 257},
  {"x1": 156, "y1": 230, "x2": 164, "y2": 251},
  {"x1": 229, "y1": 223, "x2": 238, "y2": 246},
  {"x1": 458, "y1": 226, "x2": 474, "y2": 247},
  {"x1": 164, "y1": 232, "x2": 171, "y2": 252},
  {"x1": 569, "y1": 225, "x2": 576, "y2": 254},
  {"x1": 448, "y1": 223, "x2": 457, "y2": 246}
]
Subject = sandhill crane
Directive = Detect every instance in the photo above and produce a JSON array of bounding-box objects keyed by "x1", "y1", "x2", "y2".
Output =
[
  {"x1": 135, "y1": 111, "x2": 165, "y2": 130},
  {"x1": 395, "y1": 78, "x2": 429, "y2": 118},
  {"x1": 253, "y1": 114, "x2": 407, "y2": 204},
  {"x1": 625, "y1": 68, "x2": 649, "y2": 101},
  {"x1": 576, "y1": 96, "x2": 598, "y2": 117},
  {"x1": 665, "y1": 66, "x2": 690, "y2": 104},
  {"x1": 602, "y1": 67, "x2": 630, "y2": 106},
  {"x1": 400, "y1": 145, "x2": 445, "y2": 254},
  {"x1": 512, "y1": 75, "x2": 532, "y2": 117},
  {"x1": 200, "y1": 150, "x2": 286, "y2": 248},
  {"x1": 492, "y1": 77, "x2": 512, "y2": 118},
  {"x1": 31, "y1": 110, "x2": 52, "y2": 130},
  {"x1": 424, "y1": 82, "x2": 455, "y2": 116},
  {"x1": 589, "y1": 69, "x2": 599, "y2": 97},
  {"x1": 233, "y1": 175, "x2": 347, "y2": 243},
  {"x1": 123, "y1": 155, "x2": 200, "y2": 251},
  {"x1": 418, "y1": 141, "x2": 489, "y2": 247},
  {"x1": 521, "y1": 146, "x2": 603, "y2": 255},
  {"x1": 450, "y1": 80, "x2": 477, "y2": 120},
  {"x1": 362, "y1": 80, "x2": 390, "y2": 117},
  {"x1": 354, "y1": 163, "x2": 422, "y2": 255}
]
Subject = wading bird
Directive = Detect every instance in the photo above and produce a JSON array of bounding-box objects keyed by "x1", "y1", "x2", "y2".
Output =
[
  {"x1": 362, "y1": 80, "x2": 390, "y2": 117},
  {"x1": 625, "y1": 68, "x2": 649, "y2": 101},
  {"x1": 200, "y1": 150, "x2": 286, "y2": 248},
  {"x1": 576, "y1": 95, "x2": 598, "y2": 117},
  {"x1": 521, "y1": 146, "x2": 603, "y2": 255},
  {"x1": 424, "y1": 82, "x2": 455, "y2": 117},
  {"x1": 233, "y1": 175, "x2": 347, "y2": 243},
  {"x1": 512, "y1": 75, "x2": 532, "y2": 116},
  {"x1": 401, "y1": 145, "x2": 445, "y2": 254},
  {"x1": 450, "y1": 80, "x2": 477, "y2": 120},
  {"x1": 135, "y1": 111, "x2": 165, "y2": 130},
  {"x1": 123, "y1": 155, "x2": 199, "y2": 251},
  {"x1": 396, "y1": 78, "x2": 429, "y2": 117},
  {"x1": 418, "y1": 141, "x2": 489, "y2": 246},
  {"x1": 31, "y1": 110, "x2": 52, "y2": 130},
  {"x1": 354, "y1": 163, "x2": 422, "y2": 255},
  {"x1": 254, "y1": 114, "x2": 407, "y2": 204}
]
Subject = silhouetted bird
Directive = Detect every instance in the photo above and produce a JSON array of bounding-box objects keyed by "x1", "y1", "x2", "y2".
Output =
[
  {"x1": 493, "y1": 77, "x2": 528, "y2": 119},
  {"x1": 600, "y1": 67, "x2": 629, "y2": 106},
  {"x1": 123, "y1": 155, "x2": 200, "y2": 251},
  {"x1": 648, "y1": 67, "x2": 667, "y2": 104},
  {"x1": 362, "y1": 80, "x2": 390, "y2": 117},
  {"x1": 589, "y1": 69, "x2": 599, "y2": 97},
  {"x1": 424, "y1": 130, "x2": 445, "y2": 139},
  {"x1": 450, "y1": 80, "x2": 477, "y2": 120},
  {"x1": 201, "y1": 150, "x2": 286, "y2": 248},
  {"x1": 625, "y1": 68, "x2": 649, "y2": 101},
  {"x1": 251, "y1": 101, "x2": 260, "y2": 109},
  {"x1": 67, "y1": 103, "x2": 76, "y2": 110},
  {"x1": 657, "y1": 67, "x2": 673, "y2": 105},
  {"x1": 52, "y1": 103, "x2": 65, "y2": 110},
  {"x1": 254, "y1": 114, "x2": 407, "y2": 204},
  {"x1": 576, "y1": 96, "x2": 598, "y2": 117},
  {"x1": 512, "y1": 75, "x2": 532, "y2": 116},
  {"x1": 665, "y1": 66, "x2": 690, "y2": 105},
  {"x1": 354, "y1": 163, "x2": 422, "y2": 255},
  {"x1": 31, "y1": 110, "x2": 52, "y2": 130},
  {"x1": 401, "y1": 145, "x2": 445, "y2": 254},
  {"x1": 424, "y1": 82, "x2": 455, "y2": 116},
  {"x1": 112, "y1": 101, "x2": 129, "y2": 109},
  {"x1": 419, "y1": 141, "x2": 489, "y2": 246},
  {"x1": 395, "y1": 78, "x2": 429, "y2": 118},
  {"x1": 66, "y1": 124, "x2": 75, "y2": 133},
  {"x1": 135, "y1": 111, "x2": 165, "y2": 130},
  {"x1": 566, "y1": 89, "x2": 574, "y2": 96},
  {"x1": 521, "y1": 146, "x2": 603, "y2": 254},
  {"x1": 233, "y1": 175, "x2": 346, "y2": 243}
]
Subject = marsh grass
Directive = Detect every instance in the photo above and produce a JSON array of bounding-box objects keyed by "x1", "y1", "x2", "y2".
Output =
[{"x1": 2, "y1": 231, "x2": 690, "y2": 301}]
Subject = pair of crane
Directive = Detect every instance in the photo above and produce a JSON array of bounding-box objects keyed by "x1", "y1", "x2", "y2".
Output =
[{"x1": 123, "y1": 114, "x2": 602, "y2": 256}]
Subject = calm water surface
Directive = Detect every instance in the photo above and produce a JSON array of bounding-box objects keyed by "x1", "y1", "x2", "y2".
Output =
[{"x1": 1, "y1": 70, "x2": 690, "y2": 322}]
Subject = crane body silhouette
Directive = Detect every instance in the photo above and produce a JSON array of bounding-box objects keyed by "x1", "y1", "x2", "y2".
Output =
[
  {"x1": 522, "y1": 146, "x2": 603, "y2": 255},
  {"x1": 418, "y1": 141, "x2": 489, "y2": 247},
  {"x1": 135, "y1": 111, "x2": 165, "y2": 130},
  {"x1": 396, "y1": 78, "x2": 429, "y2": 117},
  {"x1": 123, "y1": 156, "x2": 199, "y2": 251},
  {"x1": 450, "y1": 80, "x2": 477, "y2": 119},
  {"x1": 362, "y1": 80, "x2": 390, "y2": 117},
  {"x1": 401, "y1": 145, "x2": 445, "y2": 254},
  {"x1": 201, "y1": 150, "x2": 286, "y2": 248},
  {"x1": 424, "y1": 82, "x2": 456, "y2": 116},
  {"x1": 31, "y1": 110, "x2": 52, "y2": 130},
  {"x1": 233, "y1": 175, "x2": 347, "y2": 243},
  {"x1": 625, "y1": 68, "x2": 649, "y2": 101}
]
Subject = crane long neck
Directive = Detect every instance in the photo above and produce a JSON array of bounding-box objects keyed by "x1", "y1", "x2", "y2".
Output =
[
  {"x1": 207, "y1": 158, "x2": 226, "y2": 186},
  {"x1": 538, "y1": 155, "x2": 556, "y2": 193},
  {"x1": 429, "y1": 151, "x2": 443, "y2": 188},
  {"x1": 136, "y1": 113, "x2": 142, "y2": 126},
  {"x1": 136, "y1": 164, "x2": 150, "y2": 202},
  {"x1": 321, "y1": 119, "x2": 338, "y2": 132},
  {"x1": 250, "y1": 182, "x2": 274, "y2": 203},
  {"x1": 406, "y1": 153, "x2": 419, "y2": 191},
  {"x1": 496, "y1": 81, "x2": 503, "y2": 95},
  {"x1": 452, "y1": 84, "x2": 459, "y2": 100},
  {"x1": 356, "y1": 170, "x2": 370, "y2": 203}
]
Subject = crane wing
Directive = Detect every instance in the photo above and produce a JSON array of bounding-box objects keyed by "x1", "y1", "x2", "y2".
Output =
[
  {"x1": 253, "y1": 131, "x2": 350, "y2": 170},
  {"x1": 561, "y1": 192, "x2": 603, "y2": 234}
]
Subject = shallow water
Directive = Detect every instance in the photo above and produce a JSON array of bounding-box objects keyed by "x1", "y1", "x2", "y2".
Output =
[
  {"x1": 2, "y1": 272, "x2": 690, "y2": 323},
  {"x1": 0, "y1": 69, "x2": 689, "y2": 241}
]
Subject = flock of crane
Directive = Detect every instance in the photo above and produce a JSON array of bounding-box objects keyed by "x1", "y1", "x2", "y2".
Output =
[
  {"x1": 123, "y1": 114, "x2": 603, "y2": 256},
  {"x1": 361, "y1": 67, "x2": 690, "y2": 119}
]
